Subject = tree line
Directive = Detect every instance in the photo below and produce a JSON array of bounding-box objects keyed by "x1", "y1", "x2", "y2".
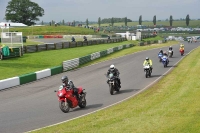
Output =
[{"x1": 4, "y1": 0, "x2": 191, "y2": 27}]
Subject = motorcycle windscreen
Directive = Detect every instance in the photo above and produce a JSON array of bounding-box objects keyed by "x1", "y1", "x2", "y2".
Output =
[{"x1": 109, "y1": 73, "x2": 114, "y2": 78}]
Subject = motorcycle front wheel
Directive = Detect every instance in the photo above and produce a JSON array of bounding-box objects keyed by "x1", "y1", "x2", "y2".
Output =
[
  {"x1": 145, "y1": 70, "x2": 149, "y2": 78},
  {"x1": 109, "y1": 84, "x2": 114, "y2": 95},
  {"x1": 59, "y1": 101, "x2": 70, "y2": 113}
]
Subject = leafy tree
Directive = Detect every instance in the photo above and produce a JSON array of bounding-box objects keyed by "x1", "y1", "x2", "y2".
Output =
[
  {"x1": 101, "y1": 17, "x2": 132, "y2": 23},
  {"x1": 169, "y1": 15, "x2": 173, "y2": 26},
  {"x1": 139, "y1": 15, "x2": 142, "y2": 25},
  {"x1": 124, "y1": 17, "x2": 127, "y2": 26},
  {"x1": 186, "y1": 14, "x2": 190, "y2": 26},
  {"x1": 153, "y1": 15, "x2": 156, "y2": 26},
  {"x1": 86, "y1": 18, "x2": 89, "y2": 27},
  {"x1": 98, "y1": 17, "x2": 101, "y2": 27},
  {"x1": 5, "y1": 0, "x2": 44, "y2": 26}
]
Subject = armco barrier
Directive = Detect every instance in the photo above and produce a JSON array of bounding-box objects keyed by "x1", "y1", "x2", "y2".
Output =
[{"x1": 23, "y1": 38, "x2": 127, "y2": 53}]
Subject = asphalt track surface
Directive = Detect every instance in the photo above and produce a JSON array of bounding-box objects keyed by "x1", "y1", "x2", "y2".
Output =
[{"x1": 0, "y1": 42, "x2": 199, "y2": 133}]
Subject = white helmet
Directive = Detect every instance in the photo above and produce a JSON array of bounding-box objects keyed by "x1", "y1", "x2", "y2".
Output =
[{"x1": 110, "y1": 64, "x2": 115, "y2": 71}]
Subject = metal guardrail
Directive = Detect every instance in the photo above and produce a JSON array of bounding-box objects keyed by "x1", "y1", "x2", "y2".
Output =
[{"x1": 23, "y1": 38, "x2": 127, "y2": 53}]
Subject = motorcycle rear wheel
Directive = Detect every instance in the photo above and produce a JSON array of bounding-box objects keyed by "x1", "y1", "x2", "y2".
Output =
[
  {"x1": 79, "y1": 95, "x2": 87, "y2": 108},
  {"x1": 59, "y1": 101, "x2": 70, "y2": 113}
]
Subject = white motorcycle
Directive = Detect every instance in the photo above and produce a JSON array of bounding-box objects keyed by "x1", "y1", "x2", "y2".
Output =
[
  {"x1": 143, "y1": 64, "x2": 151, "y2": 78},
  {"x1": 168, "y1": 50, "x2": 173, "y2": 58}
]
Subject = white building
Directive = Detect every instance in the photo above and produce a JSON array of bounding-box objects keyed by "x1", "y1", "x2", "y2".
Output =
[{"x1": 0, "y1": 22, "x2": 27, "y2": 27}]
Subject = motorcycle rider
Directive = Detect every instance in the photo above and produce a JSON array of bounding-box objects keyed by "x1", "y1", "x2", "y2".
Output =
[
  {"x1": 158, "y1": 49, "x2": 163, "y2": 55},
  {"x1": 61, "y1": 76, "x2": 80, "y2": 102},
  {"x1": 143, "y1": 57, "x2": 153, "y2": 73},
  {"x1": 71, "y1": 36, "x2": 76, "y2": 42},
  {"x1": 108, "y1": 35, "x2": 111, "y2": 40},
  {"x1": 162, "y1": 52, "x2": 169, "y2": 64},
  {"x1": 83, "y1": 36, "x2": 87, "y2": 42},
  {"x1": 180, "y1": 43, "x2": 184, "y2": 49},
  {"x1": 106, "y1": 64, "x2": 121, "y2": 88}
]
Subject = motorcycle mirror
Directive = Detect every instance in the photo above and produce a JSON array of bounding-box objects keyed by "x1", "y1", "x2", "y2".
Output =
[{"x1": 54, "y1": 90, "x2": 57, "y2": 92}]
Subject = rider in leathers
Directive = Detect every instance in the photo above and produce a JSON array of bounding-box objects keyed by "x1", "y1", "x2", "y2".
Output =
[
  {"x1": 168, "y1": 46, "x2": 173, "y2": 55},
  {"x1": 158, "y1": 49, "x2": 163, "y2": 55},
  {"x1": 107, "y1": 64, "x2": 121, "y2": 88},
  {"x1": 143, "y1": 57, "x2": 153, "y2": 73},
  {"x1": 61, "y1": 76, "x2": 80, "y2": 102}
]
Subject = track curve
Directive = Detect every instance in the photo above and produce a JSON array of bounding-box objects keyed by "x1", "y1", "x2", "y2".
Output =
[{"x1": 0, "y1": 42, "x2": 199, "y2": 133}]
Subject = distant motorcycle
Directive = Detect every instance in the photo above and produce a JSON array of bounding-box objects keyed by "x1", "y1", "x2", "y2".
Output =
[
  {"x1": 143, "y1": 64, "x2": 151, "y2": 78},
  {"x1": 162, "y1": 56, "x2": 169, "y2": 68},
  {"x1": 55, "y1": 85, "x2": 86, "y2": 113},
  {"x1": 179, "y1": 48, "x2": 184, "y2": 56},
  {"x1": 106, "y1": 73, "x2": 120, "y2": 95},
  {"x1": 158, "y1": 53, "x2": 163, "y2": 62}
]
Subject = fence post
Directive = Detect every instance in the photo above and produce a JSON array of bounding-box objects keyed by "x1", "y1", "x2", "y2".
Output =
[
  {"x1": 36, "y1": 45, "x2": 38, "y2": 52},
  {"x1": 54, "y1": 43, "x2": 57, "y2": 49},
  {"x1": 62, "y1": 42, "x2": 64, "y2": 49}
]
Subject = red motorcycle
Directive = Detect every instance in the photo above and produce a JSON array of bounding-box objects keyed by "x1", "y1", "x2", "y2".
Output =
[
  {"x1": 179, "y1": 48, "x2": 184, "y2": 56},
  {"x1": 55, "y1": 85, "x2": 86, "y2": 113}
]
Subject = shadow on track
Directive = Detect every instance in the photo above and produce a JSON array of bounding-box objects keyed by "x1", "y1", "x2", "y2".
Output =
[
  {"x1": 114, "y1": 88, "x2": 139, "y2": 95},
  {"x1": 150, "y1": 74, "x2": 163, "y2": 78},
  {"x1": 72, "y1": 103, "x2": 103, "y2": 112}
]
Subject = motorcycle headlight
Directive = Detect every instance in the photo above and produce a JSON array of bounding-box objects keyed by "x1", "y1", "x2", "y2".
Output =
[{"x1": 58, "y1": 92, "x2": 63, "y2": 97}]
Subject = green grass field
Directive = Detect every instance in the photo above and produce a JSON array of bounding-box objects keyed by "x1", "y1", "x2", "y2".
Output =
[
  {"x1": 5, "y1": 26, "x2": 101, "y2": 36},
  {"x1": 0, "y1": 39, "x2": 175, "y2": 80},
  {"x1": 31, "y1": 42, "x2": 200, "y2": 133}
]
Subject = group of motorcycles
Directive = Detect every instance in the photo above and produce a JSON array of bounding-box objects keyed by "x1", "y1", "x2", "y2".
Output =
[
  {"x1": 55, "y1": 46, "x2": 185, "y2": 113},
  {"x1": 55, "y1": 72, "x2": 120, "y2": 113},
  {"x1": 54, "y1": 72, "x2": 120, "y2": 113},
  {"x1": 144, "y1": 46, "x2": 185, "y2": 78}
]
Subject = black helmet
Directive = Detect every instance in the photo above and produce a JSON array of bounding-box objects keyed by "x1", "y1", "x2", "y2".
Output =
[{"x1": 61, "y1": 76, "x2": 68, "y2": 83}]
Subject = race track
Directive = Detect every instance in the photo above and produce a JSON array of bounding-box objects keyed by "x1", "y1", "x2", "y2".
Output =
[{"x1": 0, "y1": 42, "x2": 199, "y2": 133}]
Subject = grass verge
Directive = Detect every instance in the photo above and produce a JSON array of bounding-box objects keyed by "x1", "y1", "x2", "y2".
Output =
[{"x1": 32, "y1": 43, "x2": 200, "y2": 133}]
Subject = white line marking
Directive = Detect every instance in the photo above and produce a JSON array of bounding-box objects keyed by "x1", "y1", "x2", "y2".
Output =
[{"x1": 26, "y1": 44, "x2": 198, "y2": 133}]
